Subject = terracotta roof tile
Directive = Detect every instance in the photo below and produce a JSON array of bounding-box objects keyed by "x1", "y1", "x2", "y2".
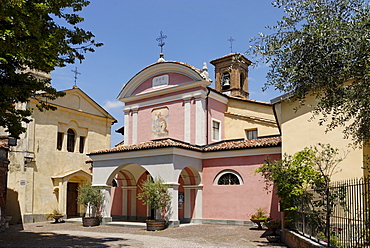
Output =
[
  {"x1": 90, "y1": 136, "x2": 281, "y2": 155},
  {"x1": 203, "y1": 136, "x2": 281, "y2": 151}
]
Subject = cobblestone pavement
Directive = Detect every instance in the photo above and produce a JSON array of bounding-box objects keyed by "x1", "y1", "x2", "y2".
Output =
[{"x1": 0, "y1": 222, "x2": 288, "y2": 247}]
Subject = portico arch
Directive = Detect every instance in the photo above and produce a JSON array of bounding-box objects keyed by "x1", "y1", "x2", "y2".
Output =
[
  {"x1": 106, "y1": 163, "x2": 150, "y2": 221},
  {"x1": 178, "y1": 166, "x2": 202, "y2": 223}
]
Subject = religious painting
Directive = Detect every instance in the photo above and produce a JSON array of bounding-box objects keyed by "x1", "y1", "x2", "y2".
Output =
[{"x1": 152, "y1": 107, "x2": 169, "y2": 138}]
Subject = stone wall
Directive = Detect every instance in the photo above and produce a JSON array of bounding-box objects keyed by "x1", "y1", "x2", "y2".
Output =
[{"x1": 282, "y1": 229, "x2": 326, "y2": 248}]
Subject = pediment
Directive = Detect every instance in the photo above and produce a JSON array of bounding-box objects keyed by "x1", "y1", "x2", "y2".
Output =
[
  {"x1": 51, "y1": 88, "x2": 116, "y2": 122},
  {"x1": 117, "y1": 61, "x2": 207, "y2": 101}
]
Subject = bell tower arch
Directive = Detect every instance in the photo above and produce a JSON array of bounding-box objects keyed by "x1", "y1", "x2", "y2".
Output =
[{"x1": 210, "y1": 53, "x2": 251, "y2": 99}]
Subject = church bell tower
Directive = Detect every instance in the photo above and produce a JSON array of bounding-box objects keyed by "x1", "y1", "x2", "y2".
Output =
[{"x1": 210, "y1": 53, "x2": 251, "y2": 99}]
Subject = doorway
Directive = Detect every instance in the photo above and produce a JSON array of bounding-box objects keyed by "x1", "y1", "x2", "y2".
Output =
[{"x1": 67, "y1": 182, "x2": 78, "y2": 217}]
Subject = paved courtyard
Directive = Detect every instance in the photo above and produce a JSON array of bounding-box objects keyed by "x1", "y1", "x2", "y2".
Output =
[{"x1": 0, "y1": 221, "x2": 288, "y2": 247}]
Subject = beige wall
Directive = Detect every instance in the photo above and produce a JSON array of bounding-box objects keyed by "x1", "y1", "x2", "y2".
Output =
[
  {"x1": 275, "y1": 95, "x2": 364, "y2": 181},
  {"x1": 225, "y1": 99, "x2": 279, "y2": 140},
  {"x1": 5, "y1": 88, "x2": 115, "y2": 224}
]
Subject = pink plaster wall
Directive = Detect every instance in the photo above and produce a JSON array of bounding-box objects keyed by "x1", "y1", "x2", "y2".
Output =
[
  {"x1": 207, "y1": 97, "x2": 227, "y2": 143},
  {"x1": 202, "y1": 154, "x2": 281, "y2": 221},
  {"x1": 131, "y1": 73, "x2": 194, "y2": 96},
  {"x1": 125, "y1": 87, "x2": 208, "y2": 144},
  {"x1": 135, "y1": 99, "x2": 185, "y2": 142}
]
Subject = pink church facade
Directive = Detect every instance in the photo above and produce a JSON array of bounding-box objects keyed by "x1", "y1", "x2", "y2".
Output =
[{"x1": 89, "y1": 54, "x2": 281, "y2": 227}]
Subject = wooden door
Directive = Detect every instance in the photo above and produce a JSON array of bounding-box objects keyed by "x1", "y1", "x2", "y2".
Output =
[{"x1": 67, "y1": 182, "x2": 78, "y2": 217}]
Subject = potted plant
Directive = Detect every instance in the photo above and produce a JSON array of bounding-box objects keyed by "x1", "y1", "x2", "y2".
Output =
[
  {"x1": 249, "y1": 207, "x2": 269, "y2": 229},
  {"x1": 264, "y1": 219, "x2": 281, "y2": 235},
  {"x1": 46, "y1": 210, "x2": 64, "y2": 223},
  {"x1": 77, "y1": 182, "x2": 103, "y2": 227},
  {"x1": 137, "y1": 177, "x2": 171, "y2": 231}
]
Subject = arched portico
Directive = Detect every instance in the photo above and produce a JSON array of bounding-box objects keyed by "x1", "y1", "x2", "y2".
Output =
[
  {"x1": 90, "y1": 148, "x2": 204, "y2": 227},
  {"x1": 178, "y1": 166, "x2": 202, "y2": 223}
]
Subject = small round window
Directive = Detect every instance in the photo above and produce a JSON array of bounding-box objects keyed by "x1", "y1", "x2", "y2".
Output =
[{"x1": 214, "y1": 170, "x2": 243, "y2": 185}]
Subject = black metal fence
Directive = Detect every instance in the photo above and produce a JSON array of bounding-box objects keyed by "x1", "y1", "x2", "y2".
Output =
[{"x1": 293, "y1": 178, "x2": 370, "y2": 248}]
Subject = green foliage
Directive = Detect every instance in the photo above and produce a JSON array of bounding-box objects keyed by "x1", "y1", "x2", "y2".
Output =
[
  {"x1": 256, "y1": 144, "x2": 347, "y2": 244},
  {"x1": 250, "y1": 207, "x2": 269, "y2": 220},
  {"x1": 137, "y1": 177, "x2": 171, "y2": 220},
  {"x1": 255, "y1": 149, "x2": 319, "y2": 210},
  {"x1": 45, "y1": 209, "x2": 63, "y2": 220},
  {"x1": 77, "y1": 182, "x2": 103, "y2": 217},
  {"x1": 249, "y1": 0, "x2": 370, "y2": 145},
  {"x1": 0, "y1": 0, "x2": 102, "y2": 138},
  {"x1": 256, "y1": 144, "x2": 344, "y2": 210}
]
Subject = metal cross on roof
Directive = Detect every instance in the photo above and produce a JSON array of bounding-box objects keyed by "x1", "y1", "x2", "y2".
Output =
[
  {"x1": 71, "y1": 67, "x2": 81, "y2": 87},
  {"x1": 227, "y1": 36, "x2": 235, "y2": 53},
  {"x1": 156, "y1": 31, "x2": 167, "y2": 53}
]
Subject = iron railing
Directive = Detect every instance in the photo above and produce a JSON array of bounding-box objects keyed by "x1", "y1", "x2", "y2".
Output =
[{"x1": 293, "y1": 178, "x2": 370, "y2": 248}]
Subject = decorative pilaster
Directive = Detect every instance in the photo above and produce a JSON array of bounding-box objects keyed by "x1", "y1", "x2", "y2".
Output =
[
  {"x1": 123, "y1": 109, "x2": 130, "y2": 145},
  {"x1": 194, "y1": 94, "x2": 206, "y2": 145},
  {"x1": 183, "y1": 96, "x2": 192, "y2": 143},
  {"x1": 132, "y1": 107, "x2": 138, "y2": 144}
]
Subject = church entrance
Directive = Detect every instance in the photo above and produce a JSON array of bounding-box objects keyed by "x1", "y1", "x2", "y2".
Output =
[{"x1": 67, "y1": 182, "x2": 78, "y2": 217}]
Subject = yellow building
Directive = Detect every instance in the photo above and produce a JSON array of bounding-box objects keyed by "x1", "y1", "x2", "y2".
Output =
[
  {"x1": 4, "y1": 86, "x2": 116, "y2": 224},
  {"x1": 271, "y1": 93, "x2": 366, "y2": 181}
]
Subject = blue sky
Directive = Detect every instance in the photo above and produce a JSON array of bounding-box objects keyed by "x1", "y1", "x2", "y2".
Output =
[{"x1": 51, "y1": 0, "x2": 285, "y2": 146}]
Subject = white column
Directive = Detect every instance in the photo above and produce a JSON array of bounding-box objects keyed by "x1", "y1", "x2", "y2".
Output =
[
  {"x1": 96, "y1": 186, "x2": 112, "y2": 223},
  {"x1": 194, "y1": 93, "x2": 206, "y2": 145},
  {"x1": 132, "y1": 107, "x2": 138, "y2": 144},
  {"x1": 183, "y1": 96, "x2": 191, "y2": 143},
  {"x1": 123, "y1": 109, "x2": 130, "y2": 145},
  {"x1": 167, "y1": 184, "x2": 179, "y2": 227},
  {"x1": 194, "y1": 185, "x2": 203, "y2": 219}
]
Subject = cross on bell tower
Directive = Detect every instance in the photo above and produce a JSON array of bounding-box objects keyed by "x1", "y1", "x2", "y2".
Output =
[{"x1": 227, "y1": 36, "x2": 235, "y2": 53}]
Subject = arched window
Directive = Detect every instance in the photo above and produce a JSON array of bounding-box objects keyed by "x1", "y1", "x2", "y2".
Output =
[
  {"x1": 214, "y1": 170, "x2": 243, "y2": 185},
  {"x1": 240, "y1": 73, "x2": 245, "y2": 89},
  {"x1": 67, "y1": 129, "x2": 75, "y2": 152},
  {"x1": 218, "y1": 173, "x2": 240, "y2": 185}
]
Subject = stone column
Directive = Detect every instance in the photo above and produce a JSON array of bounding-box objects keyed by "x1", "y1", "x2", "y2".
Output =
[
  {"x1": 194, "y1": 185, "x2": 203, "y2": 219},
  {"x1": 167, "y1": 184, "x2": 179, "y2": 228},
  {"x1": 96, "y1": 186, "x2": 112, "y2": 224}
]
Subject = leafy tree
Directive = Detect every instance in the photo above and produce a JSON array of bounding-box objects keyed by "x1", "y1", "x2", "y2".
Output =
[
  {"x1": 0, "y1": 0, "x2": 102, "y2": 138},
  {"x1": 249, "y1": 0, "x2": 370, "y2": 145},
  {"x1": 77, "y1": 182, "x2": 103, "y2": 217},
  {"x1": 256, "y1": 144, "x2": 346, "y2": 244},
  {"x1": 256, "y1": 149, "x2": 320, "y2": 211},
  {"x1": 137, "y1": 177, "x2": 171, "y2": 220}
]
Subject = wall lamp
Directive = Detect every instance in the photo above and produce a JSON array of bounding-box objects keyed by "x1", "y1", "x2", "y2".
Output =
[{"x1": 24, "y1": 154, "x2": 35, "y2": 166}]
